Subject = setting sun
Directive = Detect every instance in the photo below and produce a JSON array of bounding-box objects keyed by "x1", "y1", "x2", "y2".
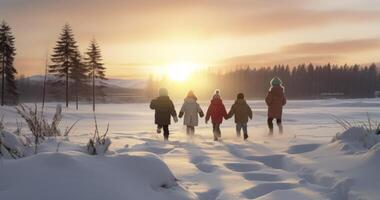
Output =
[{"x1": 166, "y1": 62, "x2": 202, "y2": 82}]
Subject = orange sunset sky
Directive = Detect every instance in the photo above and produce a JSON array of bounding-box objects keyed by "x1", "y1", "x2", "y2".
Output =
[{"x1": 1, "y1": 0, "x2": 380, "y2": 79}]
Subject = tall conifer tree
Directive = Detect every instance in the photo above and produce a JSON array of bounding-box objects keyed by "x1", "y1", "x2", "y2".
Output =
[
  {"x1": 0, "y1": 21, "x2": 18, "y2": 106},
  {"x1": 49, "y1": 24, "x2": 78, "y2": 107},
  {"x1": 85, "y1": 39, "x2": 106, "y2": 111}
]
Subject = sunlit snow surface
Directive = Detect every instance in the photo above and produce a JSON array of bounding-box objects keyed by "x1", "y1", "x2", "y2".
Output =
[{"x1": 1, "y1": 99, "x2": 380, "y2": 200}]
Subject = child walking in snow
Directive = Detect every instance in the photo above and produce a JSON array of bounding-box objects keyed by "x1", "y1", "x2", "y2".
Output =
[
  {"x1": 226, "y1": 93, "x2": 253, "y2": 140},
  {"x1": 206, "y1": 90, "x2": 227, "y2": 141},
  {"x1": 150, "y1": 88, "x2": 178, "y2": 141},
  {"x1": 265, "y1": 77, "x2": 286, "y2": 135},
  {"x1": 179, "y1": 91, "x2": 204, "y2": 136}
]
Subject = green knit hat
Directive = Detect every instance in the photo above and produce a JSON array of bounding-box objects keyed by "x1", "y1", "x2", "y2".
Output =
[{"x1": 270, "y1": 77, "x2": 283, "y2": 86}]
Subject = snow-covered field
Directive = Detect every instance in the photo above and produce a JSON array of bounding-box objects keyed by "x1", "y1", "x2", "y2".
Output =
[{"x1": 1, "y1": 99, "x2": 380, "y2": 200}]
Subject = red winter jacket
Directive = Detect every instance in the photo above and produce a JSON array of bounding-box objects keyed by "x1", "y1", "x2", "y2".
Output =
[
  {"x1": 265, "y1": 86, "x2": 286, "y2": 119},
  {"x1": 206, "y1": 98, "x2": 227, "y2": 124}
]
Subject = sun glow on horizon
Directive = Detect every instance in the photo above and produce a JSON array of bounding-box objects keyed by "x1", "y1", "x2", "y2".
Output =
[{"x1": 154, "y1": 62, "x2": 203, "y2": 82}]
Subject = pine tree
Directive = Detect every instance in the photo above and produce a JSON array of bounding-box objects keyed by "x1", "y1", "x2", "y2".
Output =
[
  {"x1": 49, "y1": 24, "x2": 78, "y2": 107},
  {"x1": 70, "y1": 50, "x2": 89, "y2": 110},
  {"x1": 85, "y1": 39, "x2": 106, "y2": 111},
  {"x1": 0, "y1": 21, "x2": 18, "y2": 106}
]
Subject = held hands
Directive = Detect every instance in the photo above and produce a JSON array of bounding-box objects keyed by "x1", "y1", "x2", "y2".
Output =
[
  {"x1": 173, "y1": 116, "x2": 179, "y2": 123},
  {"x1": 199, "y1": 111, "x2": 204, "y2": 118},
  {"x1": 178, "y1": 111, "x2": 184, "y2": 119}
]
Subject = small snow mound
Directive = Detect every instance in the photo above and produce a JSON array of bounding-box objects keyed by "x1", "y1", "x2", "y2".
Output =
[{"x1": 331, "y1": 127, "x2": 380, "y2": 151}]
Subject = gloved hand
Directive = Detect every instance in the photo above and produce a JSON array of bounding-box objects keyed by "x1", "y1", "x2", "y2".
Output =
[
  {"x1": 205, "y1": 119, "x2": 208, "y2": 124},
  {"x1": 173, "y1": 116, "x2": 178, "y2": 123}
]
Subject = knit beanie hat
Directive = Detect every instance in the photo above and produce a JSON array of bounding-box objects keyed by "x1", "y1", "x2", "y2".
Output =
[
  {"x1": 212, "y1": 89, "x2": 221, "y2": 99},
  {"x1": 237, "y1": 93, "x2": 244, "y2": 99},
  {"x1": 270, "y1": 77, "x2": 283, "y2": 87}
]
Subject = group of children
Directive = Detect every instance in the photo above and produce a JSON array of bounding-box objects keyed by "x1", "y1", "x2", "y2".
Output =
[{"x1": 150, "y1": 77, "x2": 287, "y2": 141}]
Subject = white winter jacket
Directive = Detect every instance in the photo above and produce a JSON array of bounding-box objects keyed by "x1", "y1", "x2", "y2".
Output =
[{"x1": 179, "y1": 98, "x2": 203, "y2": 126}]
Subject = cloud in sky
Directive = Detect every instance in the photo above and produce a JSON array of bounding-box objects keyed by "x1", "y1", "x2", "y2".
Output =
[
  {"x1": 2, "y1": 0, "x2": 380, "y2": 78},
  {"x1": 223, "y1": 38, "x2": 380, "y2": 67},
  {"x1": 281, "y1": 38, "x2": 380, "y2": 54}
]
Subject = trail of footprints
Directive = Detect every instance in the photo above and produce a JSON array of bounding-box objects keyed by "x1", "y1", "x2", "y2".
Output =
[
  {"x1": 188, "y1": 142, "x2": 302, "y2": 199},
  {"x1": 223, "y1": 161, "x2": 295, "y2": 199},
  {"x1": 132, "y1": 139, "x2": 318, "y2": 199},
  {"x1": 223, "y1": 144, "x2": 304, "y2": 199}
]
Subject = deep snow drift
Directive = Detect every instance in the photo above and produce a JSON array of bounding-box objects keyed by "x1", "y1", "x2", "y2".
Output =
[
  {"x1": 0, "y1": 151, "x2": 196, "y2": 200},
  {"x1": 1, "y1": 99, "x2": 380, "y2": 200}
]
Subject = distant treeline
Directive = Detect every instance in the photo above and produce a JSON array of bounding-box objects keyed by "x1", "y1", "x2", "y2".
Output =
[
  {"x1": 17, "y1": 77, "x2": 145, "y2": 103},
  {"x1": 146, "y1": 63, "x2": 379, "y2": 99}
]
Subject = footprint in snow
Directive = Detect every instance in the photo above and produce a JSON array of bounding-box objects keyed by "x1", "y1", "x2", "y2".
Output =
[
  {"x1": 286, "y1": 144, "x2": 321, "y2": 154},
  {"x1": 244, "y1": 154, "x2": 287, "y2": 170},
  {"x1": 224, "y1": 162, "x2": 262, "y2": 172},
  {"x1": 189, "y1": 152, "x2": 216, "y2": 173},
  {"x1": 196, "y1": 163, "x2": 218, "y2": 173},
  {"x1": 242, "y1": 182, "x2": 298, "y2": 199},
  {"x1": 190, "y1": 155, "x2": 209, "y2": 164},
  {"x1": 196, "y1": 188, "x2": 221, "y2": 200},
  {"x1": 243, "y1": 172, "x2": 282, "y2": 182}
]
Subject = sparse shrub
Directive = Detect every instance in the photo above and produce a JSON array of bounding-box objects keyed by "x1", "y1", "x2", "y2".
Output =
[
  {"x1": 331, "y1": 114, "x2": 380, "y2": 149},
  {"x1": 331, "y1": 114, "x2": 380, "y2": 135},
  {"x1": 16, "y1": 104, "x2": 78, "y2": 153},
  {"x1": 87, "y1": 113, "x2": 111, "y2": 155},
  {"x1": 16, "y1": 104, "x2": 62, "y2": 137}
]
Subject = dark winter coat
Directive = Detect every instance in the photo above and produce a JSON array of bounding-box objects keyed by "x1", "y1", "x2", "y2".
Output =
[
  {"x1": 206, "y1": 98, "x2": 227, "y2": 124},
  {"x1": 150, "y1": 96, "x2": 177, "y2": 125},
  {"x1": 227, "y1": 99, "x2": 253, "y2": 124},
  {"x1": 265, "y1": 86, "x2": 286, "y2": 119}
]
